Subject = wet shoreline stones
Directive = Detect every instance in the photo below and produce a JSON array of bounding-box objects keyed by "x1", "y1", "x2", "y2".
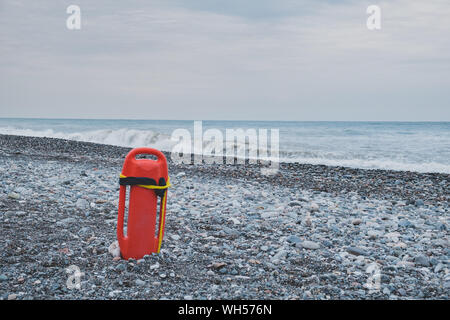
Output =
[{"x1": 0, "y1": 134, "x2": 448, "y2": 300}]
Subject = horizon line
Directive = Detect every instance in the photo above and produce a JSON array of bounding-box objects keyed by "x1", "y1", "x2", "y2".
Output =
[{"x1": 0, "y1": 116, "x2": 448, "y2": 123}]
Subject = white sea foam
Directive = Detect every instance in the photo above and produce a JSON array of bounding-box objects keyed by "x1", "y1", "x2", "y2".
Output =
[{"x1": 278, "y1": 156, "x2": 450, "y2": 174}]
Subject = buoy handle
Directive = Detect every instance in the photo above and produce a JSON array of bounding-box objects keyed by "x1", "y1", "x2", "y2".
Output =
[{"x1": 125, "y1": 147, "x2": 166, "y2": 164}]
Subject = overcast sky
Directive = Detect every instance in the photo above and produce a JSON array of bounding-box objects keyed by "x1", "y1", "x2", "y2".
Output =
[{"x1": 1, "y1": 0, "x2": 449, "y2": 121}]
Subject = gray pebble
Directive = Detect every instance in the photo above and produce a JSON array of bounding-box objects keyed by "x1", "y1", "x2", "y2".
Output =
[
  {"x1": 347, "y1": 247, "x2": 368, "y2": 256},
  {"x1": 414, "y1": 255, "x2": 430, "y2": 267}
]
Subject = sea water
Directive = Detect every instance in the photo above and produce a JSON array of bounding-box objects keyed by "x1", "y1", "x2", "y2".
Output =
[{"x1": 0, "y1": 118, "x2": 448, "y2": 174}]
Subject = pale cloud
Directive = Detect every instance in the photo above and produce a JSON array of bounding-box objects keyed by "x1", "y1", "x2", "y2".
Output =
[{"x1": 0, "y1": 0, "x2": 449, "y2": 120}]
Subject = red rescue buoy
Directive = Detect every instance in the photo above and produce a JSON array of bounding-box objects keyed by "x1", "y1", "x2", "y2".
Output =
[{"x1": 117, "y1": 148, "x2": 170, "y2": 260}]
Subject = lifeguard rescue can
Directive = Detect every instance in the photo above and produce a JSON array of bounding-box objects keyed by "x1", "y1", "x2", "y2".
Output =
[{"x1": 116, "y1": 147, "x2": 170, "y2": 260}]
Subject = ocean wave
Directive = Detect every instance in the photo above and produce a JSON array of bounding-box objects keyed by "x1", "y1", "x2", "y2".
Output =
[
  {"x1": 0, "y1": 127, "x2": 175, "y2": 151},
  {"x1": 0, "y1": 126, "x2": 448, "y2": 174}
]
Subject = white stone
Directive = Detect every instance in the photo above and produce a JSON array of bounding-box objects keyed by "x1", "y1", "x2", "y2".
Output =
[
  {"x1": 150, "y1": 262, "x2": 160, "y2": 270},
  {"x1": 170, "y1": 234, "x2": 181, "y2": 241},
  {"x1": 229, "y1": 217, "x2": 241, "y2": 225},
  {"x1": 302, "y1": 241, "x2": 320, "y2": 250},
  {"x1": 75, "y1": 198, "x2": 88, "y2": 209},
  {"x1": 8, "y1": 192, "x2": 20, "y2": 200},
  {"x1": 309, "y1": 203, "x2": 319, "y2": 212},
  {"x1": 108, "y1": 241, "x2": 121, "y2": 258}
]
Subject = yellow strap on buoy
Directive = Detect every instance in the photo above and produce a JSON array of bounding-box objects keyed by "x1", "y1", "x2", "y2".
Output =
[
  {"x1": 156, "y1": 190, "x2": 168, "y2": 253},
  {"x1": 119, "y1": 174, "x2": 171, "y2": 253}
]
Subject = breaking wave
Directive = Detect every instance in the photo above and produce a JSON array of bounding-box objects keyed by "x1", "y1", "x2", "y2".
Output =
[{"x1": 0, "y1": 127, "x2": 175, "y2": 151}]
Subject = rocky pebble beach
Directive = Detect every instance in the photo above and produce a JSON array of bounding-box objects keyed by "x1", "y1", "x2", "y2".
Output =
[{"x1": 0, "y1": 134, "x2": 448, "y2": 300}]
